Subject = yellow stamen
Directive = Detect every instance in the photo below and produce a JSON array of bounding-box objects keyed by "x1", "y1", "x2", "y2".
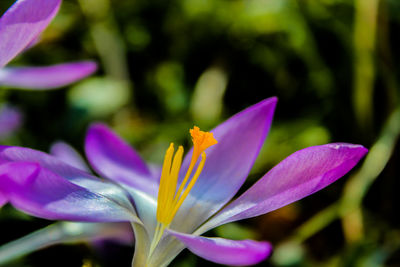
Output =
[
  {"x1": 174, "y1": 127, "x2": 217, "y2": 204},
  {"x1": 159, "y1": 146, "x2": 183, "y2": 224},
  {"x1": 156, "y1": 143, "x2": 174, "y2": 222},
  {"x1": 168, "y1": 152, "x2": 206, "y2": 223},
  {"x1": 156, "y1": 126, "x2": 217, "y2": 225},
  {"x1": 149, "y1": 126, "x2": 217, "y2": 258}
]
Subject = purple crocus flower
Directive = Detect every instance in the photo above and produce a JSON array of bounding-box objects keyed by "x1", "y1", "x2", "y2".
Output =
[
  {"x1": 0, "y1": 0, "x2": 97, "y2": 89},
  {"x1": 0, "y1": 97, "x2": 367, "y2": 266}
]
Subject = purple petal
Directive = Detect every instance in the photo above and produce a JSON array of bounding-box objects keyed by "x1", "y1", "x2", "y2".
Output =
[
  {"x1": 173, "y1": 97, "x2": 277, "y2": 232},
  {"x1": 148, "y1": 163, "x2": 162, "y2": 180},
  {"x1": 0, "y1": 146, "x2": 137, "y2": 215},
  {"x1": 168, "y1": 230, "x2": 272, "y2": 266},
  {"x1": 0, "y1": 62, "x2": 97, "y2": 89},
  {"x1": 200, "y1": 143, "x2": 368, "y2": 231},
  {"x1": 22, "y1": 35, "x2": 41, "y2": 52},
  {"x1": 0, "y1": 145, "x2": 104, "y2": 186},
  {"x1": 0, "y1": 104, "x2": 22, "y2": 140},
  {"x1": 0, "y1": 162, "x2": 137, "y2": 222},
  {"x1": 85, "y1": 123, "x2": 157, "y2": 195},
  {"x1": 0, "y1": 0, "x2": 61, "y2": 67},
  {"x1": 0, "y1": 191, "x2": 7, "y2": 207},
  {"x1": 50, "y1": 141, "x2": 91, "y2": 172}
]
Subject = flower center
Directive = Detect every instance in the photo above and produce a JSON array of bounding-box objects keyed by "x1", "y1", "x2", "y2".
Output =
[{"x1": 149, "y1": 126, "x2": 217, "y2": 256}]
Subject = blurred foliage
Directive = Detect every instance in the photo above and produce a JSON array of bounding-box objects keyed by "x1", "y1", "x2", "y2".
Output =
[{"x1": 1, "y1": 0, "x2": 400, "y2": 266}]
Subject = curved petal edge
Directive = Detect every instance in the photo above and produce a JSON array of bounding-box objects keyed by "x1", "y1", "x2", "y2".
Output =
[
  {"x1": 0, "y1": 0, "x2": 61, "y2": 67},
  {"x1": 168, "y1": 230, "x2": 272, "y2": 266},
  {"x1": 85, "y1": 123, "x2": 157, "y2": 195},
  {"x1": 0, "y1": 62, "x2": 97, "y2": 89},
  {"x1": 200, "y1": 143, "x2": 368, "y2": 231},
  {"x1": 50, "y1": 141, "x2": 91, "y2": 172},
  {"x1": 0, "y1": 161, "x2": 137, "y2": 223}
]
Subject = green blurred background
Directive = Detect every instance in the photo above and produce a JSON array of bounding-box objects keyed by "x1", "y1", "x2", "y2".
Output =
[{"x1": 1, "y1": 0, "x2": 400, "y2": 266}]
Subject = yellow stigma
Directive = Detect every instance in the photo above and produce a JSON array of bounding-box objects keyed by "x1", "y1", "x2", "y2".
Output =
[{"x1": 190, "y1": 126, "x2": 218, "y2": 156}]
